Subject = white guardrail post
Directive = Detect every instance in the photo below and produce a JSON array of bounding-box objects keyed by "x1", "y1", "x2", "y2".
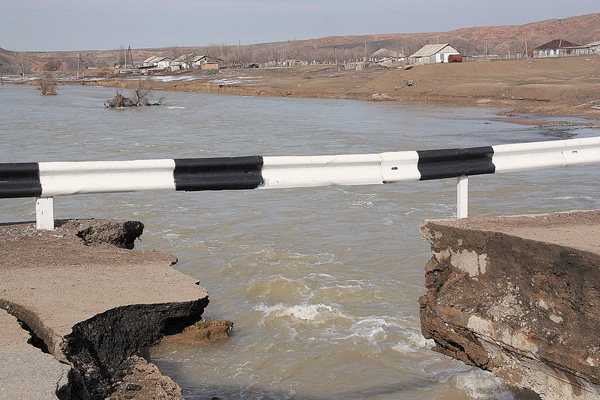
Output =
[
  {"x1": 35, "y1": 197, "x2": 54, "y2": 230},
  {"x1": 1, "y1": 137, "x2": 599, "y2": 230},
  {"x1": 457, "y1": 176, "x2": 469, "y2": 219}
]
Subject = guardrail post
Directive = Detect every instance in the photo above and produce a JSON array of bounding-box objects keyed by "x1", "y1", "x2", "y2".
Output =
[
  {"x1": 457, "y1": 176, "x2": 468, "y2": 219},
  {"x1": 36, "y1": 197, "x2": 54, "y2": 230}
]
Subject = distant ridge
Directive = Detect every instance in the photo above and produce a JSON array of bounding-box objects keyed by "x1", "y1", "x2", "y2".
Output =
[
  {"x1": 2, "y1": 13, "x2": 599, "y2": 73},
  {"x1": 296, "y1": 13, "x2": 600, "y2": 56}
]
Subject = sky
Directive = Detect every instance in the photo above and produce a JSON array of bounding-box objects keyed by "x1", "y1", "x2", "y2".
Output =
[{"x1": 1, "y1": 0, "x2": 599, "y2": 51}]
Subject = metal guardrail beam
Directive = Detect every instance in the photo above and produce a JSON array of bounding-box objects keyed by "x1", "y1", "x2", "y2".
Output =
[{"x1": 2, "y1": 137, "x2": 599, "y2": 230}]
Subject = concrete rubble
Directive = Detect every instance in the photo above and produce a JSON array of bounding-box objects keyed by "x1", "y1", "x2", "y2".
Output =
[{"x1": 419, "y1": 210, "x2": 600, "y2": 400}]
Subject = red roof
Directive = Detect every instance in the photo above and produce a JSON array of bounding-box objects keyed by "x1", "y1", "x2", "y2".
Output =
[{"x1": 535, "y1": 39, "x2": 583, "y2": 50}]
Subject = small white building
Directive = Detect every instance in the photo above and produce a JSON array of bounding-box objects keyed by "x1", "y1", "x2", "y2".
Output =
[{"x1": 408, "y1": 44, "x2": 460, "y2": 64}]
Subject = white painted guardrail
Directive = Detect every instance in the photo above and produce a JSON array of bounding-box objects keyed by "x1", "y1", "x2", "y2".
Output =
[{"x1": 1, "y1": 137, "x2": 600, "y2": 230}]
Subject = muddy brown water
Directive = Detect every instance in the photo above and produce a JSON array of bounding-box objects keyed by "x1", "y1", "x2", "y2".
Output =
[{"x1": 2, "y1": 83, "x2": 599, "y2": 399}]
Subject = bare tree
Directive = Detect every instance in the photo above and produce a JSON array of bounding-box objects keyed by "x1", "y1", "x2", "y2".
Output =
[
  {"x1": 229, "y1": 45, "x2": 252, "y2": 66},
  {"x1": 169, "y1": 45, "x2": 182, "y2": 60},
  {"x1": 37, "y1": 72, "x2": 57, "y2": 95},
  {"x1": 132, "y1": 80, "x2": 155, "y2": 105},
  {"x1": 206, "y1": 43, "x2": 229, "y2": 61},
  {"x1": 104, "y1": 81, "x2": 162, "y2": 108},
  {"x1": 114, "y1": 46, "x2": 126, "y2": 67},
  {"x1": 11, "y1": 51, "x2": 27, "y2": 79}
]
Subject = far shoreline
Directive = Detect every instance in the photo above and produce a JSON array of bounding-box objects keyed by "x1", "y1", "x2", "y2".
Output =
[{"x1": 8, "y1": 55, "x2": 600, "y2": 121}]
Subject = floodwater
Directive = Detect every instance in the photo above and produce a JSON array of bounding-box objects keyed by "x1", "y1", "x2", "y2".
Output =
[{"x1": 1, "y1": 83, "x2": 599, "y2": 399}]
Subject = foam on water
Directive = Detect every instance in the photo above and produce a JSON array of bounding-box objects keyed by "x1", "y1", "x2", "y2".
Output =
[
  {"x1": 345, "y1": 317, "x2": 389, "y2": 344},
  {"x1": 392, "y1": 332, "x2": 435, "y2": 353},
  {"x1": 254, "y1": 302, "x2": 346, "y2": 323},
  {"x1": 453, "y1": 369, "x2": 517, "y2": 399}
]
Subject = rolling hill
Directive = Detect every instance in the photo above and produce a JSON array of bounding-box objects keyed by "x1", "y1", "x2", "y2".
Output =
[{"x1": 1, "y1": 13, "x2": 599, "y2": 73}]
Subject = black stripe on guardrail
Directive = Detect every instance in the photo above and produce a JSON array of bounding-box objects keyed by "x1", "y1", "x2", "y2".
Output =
[
  {"x1": 417, "y1": 146, "x2": 495, "y2": 180},
  {"x1": 0, "y1": 163, "x2": 43, "y2": 198},
  {"x1": 174, "y1": 156, "x2": 264, "y2": 191}
]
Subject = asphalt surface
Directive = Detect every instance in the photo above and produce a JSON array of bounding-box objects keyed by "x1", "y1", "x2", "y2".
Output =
[{"x1": 0, "y1": 220, "x2": 208, "y2": 399}]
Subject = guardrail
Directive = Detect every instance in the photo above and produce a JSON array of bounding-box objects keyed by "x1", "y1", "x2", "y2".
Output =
[{"x1": 2, "y1": 137, "x2": 600, "y2": 230}]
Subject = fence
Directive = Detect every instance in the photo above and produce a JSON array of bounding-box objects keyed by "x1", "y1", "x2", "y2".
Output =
[{"x1": 1, "y1": 137, "x2": 599, "y2": 230}]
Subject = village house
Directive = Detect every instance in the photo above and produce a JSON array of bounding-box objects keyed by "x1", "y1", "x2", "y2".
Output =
[
  {"x1": 138, "y1": 54, "x2": 224, "y2": 73},
  {"x1": 371, "y1": 48, "x2": 405, "y2": 68},
  {"x1": 533, "y1": 39, "x2": 590, "y2": 58},
  {"x1": 174, "y1": 53, "x2": 197, "y2": 69},
  {"x1": 156, "y1": 57, "x2": 175, "y2": 70},
  {"x1": 137, "y1": 56, "x2": 169, "y2": 74},
  {"x1": 408, "y1": 44, "x2": 461, "y2": 64},
  {"x1": 191, "y1": 55, "x2": 224, "y2": 70},
  {"x1": 371, "y1": 48, "x2": 404, "y2": 60},
  {"x1": 142, "y1": 56, "x2": 166, "y2": 68},
  {"x1": 587, "y1": 41, "x2": 600, "y2": 54}
]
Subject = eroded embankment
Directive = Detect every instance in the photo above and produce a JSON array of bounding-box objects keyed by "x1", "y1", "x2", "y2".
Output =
[
  {"x1": 419, "y1": 210, "x2": 600, "y2": 400},
  {"x1": 0, "y1": 220, "x2": 209, "y2": 399}
]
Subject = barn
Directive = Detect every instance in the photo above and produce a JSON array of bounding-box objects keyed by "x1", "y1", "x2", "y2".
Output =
[{"x1": 408, "y1": 44, "x2": 461, "y2": 64}]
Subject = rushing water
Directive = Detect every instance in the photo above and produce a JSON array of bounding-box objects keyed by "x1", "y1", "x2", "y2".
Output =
[{"x1": 2, "y1": 84, "x2": 599, "y2": 399}]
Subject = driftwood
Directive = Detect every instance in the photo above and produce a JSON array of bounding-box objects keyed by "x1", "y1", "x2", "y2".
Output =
[
  {"x1": 104, "y1": 87, "x2": 162, "y2": 108},
  {"x1": 38, "y1": 73, "x2": 57, "y2": 95}
]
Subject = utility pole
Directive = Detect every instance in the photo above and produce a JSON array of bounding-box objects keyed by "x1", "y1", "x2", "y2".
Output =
[
  {"x1": 77, "y1": 53, "x2": 82, "y2": 79},
  {"x1": 126, "y1": 46, "x2": 133, "y2": 68}
]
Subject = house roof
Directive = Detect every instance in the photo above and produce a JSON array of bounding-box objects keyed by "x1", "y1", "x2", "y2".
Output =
[
  {"x1": 143, "y1": 56, "x2": 167, "y2": 64},
  {"x1": 191, "y1": 55, "x2": 224, "y2": 63},
  {"x1": 534, "y1": 39, "x2": 583, "y2": 50},
  {"x1": 409, "y1": 44, "x2": 457, "y2": 58},
  {"x1": 371, "y1": 48, "x2": 403, "y2": 58},
  {"x1": 143, "y1": 56, "x2": 158, "y2": 63},
  {"x1": 174, "y1": 53, "x2": 196, "y2": 62}
]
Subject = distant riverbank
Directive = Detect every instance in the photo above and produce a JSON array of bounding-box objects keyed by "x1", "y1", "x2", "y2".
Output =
[{"x1": 46, "y1": 55, "x2": 600, "y2": 119}]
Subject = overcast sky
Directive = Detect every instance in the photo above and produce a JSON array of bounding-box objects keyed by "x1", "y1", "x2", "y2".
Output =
[{"x1": 1, "y1": 0, "x2": 599, "y2": 51}]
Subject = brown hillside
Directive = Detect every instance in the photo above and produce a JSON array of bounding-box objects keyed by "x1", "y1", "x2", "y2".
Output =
[
  {"x1": 301, "y1": 13, "x2": 600, "y2": 56},
  {"x1": 2, "y1": 13, "x2": 598, "y2": 73}
]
